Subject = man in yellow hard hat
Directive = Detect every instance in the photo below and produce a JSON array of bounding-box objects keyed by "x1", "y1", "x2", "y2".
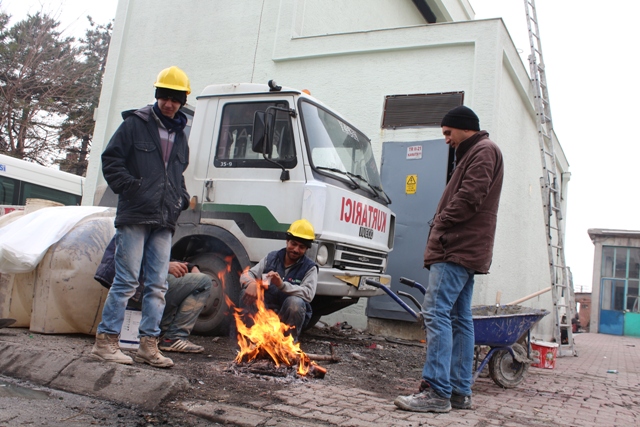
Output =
[
  {"x1": 240, "y1": 219, "x2": 318, "y2": 341},
  {"x1": 93, "y1": 66, "x2": 192, "y2": 369}
]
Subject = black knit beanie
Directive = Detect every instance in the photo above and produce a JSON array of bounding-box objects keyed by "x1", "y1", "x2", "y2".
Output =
[
  {"x1": 441, "y1": 106, "x2": 480, "y2": 131},
  {"x1": 155, "y1": 87, "x2": 187, "y2": 106}
]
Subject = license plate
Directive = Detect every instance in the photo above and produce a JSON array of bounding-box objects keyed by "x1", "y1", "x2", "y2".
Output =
[{"x1": 358, "y1": 276, "x2": 379, "y2": 291}]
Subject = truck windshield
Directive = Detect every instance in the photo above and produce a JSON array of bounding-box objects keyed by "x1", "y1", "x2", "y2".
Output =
[{"x1": 300, "y1": 100, "x2": 387, "y2": 202}]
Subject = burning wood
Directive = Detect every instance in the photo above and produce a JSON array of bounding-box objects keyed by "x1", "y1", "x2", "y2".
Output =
[
  {"x1": 225, "y1": 271, "x2": 326, "y2": 378},
  {"x1": 307, "y1": 342, "x2": 340, "y2": 363}
]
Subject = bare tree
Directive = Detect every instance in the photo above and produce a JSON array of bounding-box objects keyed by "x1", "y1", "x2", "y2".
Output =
[
  {"x1": 0, "y1": 12, "x2": 103, "y2": 169},
  {"x1": 57, "y1": 18, "x2": 112, "y2": 176}
]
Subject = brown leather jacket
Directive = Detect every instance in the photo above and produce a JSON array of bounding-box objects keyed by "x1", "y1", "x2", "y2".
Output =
[{"x1": 424, "y1": 131, "x2": 504, "y2": 274}]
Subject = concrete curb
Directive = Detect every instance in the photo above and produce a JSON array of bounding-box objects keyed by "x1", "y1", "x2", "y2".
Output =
[
  {"x1": 179, "y1": 400, "x2": 329, "y2": 427},
  {"x1": 0, "y1": 341, "x2": 188, "y2": 410}
]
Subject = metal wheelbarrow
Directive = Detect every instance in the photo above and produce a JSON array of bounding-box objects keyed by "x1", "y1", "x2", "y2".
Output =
[{"x1": 366, "y1": 277, "x2": 549, "y2": 389}]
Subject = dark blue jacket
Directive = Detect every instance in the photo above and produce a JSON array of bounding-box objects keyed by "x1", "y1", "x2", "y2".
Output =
[
  {"x1": 264, "y1": 248, "x2": 317, "y2": 285},
  {"x1": 101, "y1": 105, "x2": 190, "y2": 231}
]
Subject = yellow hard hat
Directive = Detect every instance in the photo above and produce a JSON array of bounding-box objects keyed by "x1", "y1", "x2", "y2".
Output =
[
  {"x1": 287, "y1": 219, "x2": 315, "y2": 247},
  {"x1": 154, "y1": 66, "x2": 191, "y2": 95}
]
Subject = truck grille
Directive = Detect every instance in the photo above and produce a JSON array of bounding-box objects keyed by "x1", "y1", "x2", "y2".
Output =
[{"x1": 333, "y1": 244, "x2": 387, "y2": 273}]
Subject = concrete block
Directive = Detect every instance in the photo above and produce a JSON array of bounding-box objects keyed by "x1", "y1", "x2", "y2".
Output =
[
  {"x1": 51, "y1": 356, "x2": 189, "y2": 410},
  {"x1": 180, "y1": 401, "x2": 270, "y2": 426},
  {"x1": 0, "y1": 341, "x2": 76, "y2": 384},
  {"x1": 366, "y1": 317, "x2": 425, "y2": 341}
]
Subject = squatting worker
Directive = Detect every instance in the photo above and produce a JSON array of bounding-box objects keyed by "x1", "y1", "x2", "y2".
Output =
[
  {"x1": 239, "y1": 219, "x2": 319, "y2": 341},
  {"x1": 394, "y1": 106, "x2": 504, "y2": 413},
  {"x1": 92, "y1": 66, "x2": 192, "y2": 368}
]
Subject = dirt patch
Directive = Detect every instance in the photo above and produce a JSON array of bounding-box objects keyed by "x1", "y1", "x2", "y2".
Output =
[
  {"x1": 167, "y1": 322, "x2": 427, "y2": 405},
  {"x1": 472, "y1": 305, "x2": 548, "y2": 317},
  {"x1": 0, "y1": 323, "x2": 429, "y2": 424}
]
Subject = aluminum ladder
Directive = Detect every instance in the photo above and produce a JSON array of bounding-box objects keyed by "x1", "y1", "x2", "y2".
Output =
[{"x1": 524, "y1": 0, "x2": 576, "y2": 357}]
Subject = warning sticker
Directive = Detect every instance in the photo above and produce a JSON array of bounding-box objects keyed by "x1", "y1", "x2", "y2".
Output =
[{"x1": 406, "y1": 175, "x2": 417, "y2": 194}]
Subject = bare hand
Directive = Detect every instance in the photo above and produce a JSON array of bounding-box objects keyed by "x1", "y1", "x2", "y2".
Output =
[
  {"x1": 266, "y1": 271, "x2": 283, "y2": 288},
  {"x1": 168, "y1": 262, "x2": 189, "y2": 278},
  {"x1": 244, "y1": 281, "x2": 259, "y2": 299}
]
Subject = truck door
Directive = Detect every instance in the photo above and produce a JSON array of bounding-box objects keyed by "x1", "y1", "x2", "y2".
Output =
[{"x1": 201, "y1": 97, "x2": 306, "y2": 260}]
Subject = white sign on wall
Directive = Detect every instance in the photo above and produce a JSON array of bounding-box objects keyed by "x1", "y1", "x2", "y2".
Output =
[{"x1": 406, "y1": 145, "x2": 422, "y2": 160}]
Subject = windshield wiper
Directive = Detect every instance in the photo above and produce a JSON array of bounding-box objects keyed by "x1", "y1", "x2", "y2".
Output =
[
  {"x1": 345, "y1": 172, "x2": 391, "y2": 204},
  {"x1": 316, "y1": 166, "x2": 360, "y2": 189},
  {"x1": 316, "y1": 166, "x2": 391, "y2": 204}
]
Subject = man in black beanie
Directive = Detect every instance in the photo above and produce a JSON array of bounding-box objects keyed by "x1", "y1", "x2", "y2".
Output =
[
  {"x1": 93, "y1": 66, "x2": 192, "y2": 369},
  {"x1": 395, "y1": 105, "x2": 504, "y2": 413}
]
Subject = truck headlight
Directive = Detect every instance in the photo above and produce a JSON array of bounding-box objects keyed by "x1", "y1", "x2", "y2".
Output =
[{"x1": 316, "y1": 244, "x2": 329, "y2": 266}]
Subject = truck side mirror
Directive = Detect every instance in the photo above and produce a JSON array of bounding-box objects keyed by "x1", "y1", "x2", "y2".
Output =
[{"x1": 252, "y1": 111, "x2": 272, "y2": 156}]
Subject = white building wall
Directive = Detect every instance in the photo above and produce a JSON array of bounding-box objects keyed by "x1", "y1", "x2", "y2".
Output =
[
  {"x1": 85, "y1": 0, "x2": 565, "y2": 338},
  {"x1": 294, "y1": 0, "x2": 425, "y2": 36}
]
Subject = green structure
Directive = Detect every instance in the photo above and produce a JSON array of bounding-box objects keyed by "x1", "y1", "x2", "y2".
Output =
[{"x1": 588, "y1": 229, "x2": 640, "y2": 337}]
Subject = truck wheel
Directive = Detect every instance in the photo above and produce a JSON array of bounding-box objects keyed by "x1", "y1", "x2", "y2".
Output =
[
  {"x1": 303, "y1": 314, "x2": 322, "y2": 331},
  {"x1": 189, "y1": 253, "x2": 240, "y2": 336},
  {"x1": 488, "y1": 343, "x2": 529, "y2": 389}
]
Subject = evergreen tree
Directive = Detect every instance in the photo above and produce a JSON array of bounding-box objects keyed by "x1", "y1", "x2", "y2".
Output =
[
  {"x1": 58, "y1": 18, "x2": 112, "y2": 176},
  {"x1": 0, "y1": 12, "x2": 112, "y2": 176},
  {"x1": 0, "y1": 12, "x2": 78, "y2": 163}
]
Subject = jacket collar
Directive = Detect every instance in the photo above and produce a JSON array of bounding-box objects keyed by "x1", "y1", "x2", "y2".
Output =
[
  {"x1": 455, "y1": 130, "x2": 489, "y2": 162},
  {"x1": 121, "y1": 104, "x2": 154, "y2": 122}
]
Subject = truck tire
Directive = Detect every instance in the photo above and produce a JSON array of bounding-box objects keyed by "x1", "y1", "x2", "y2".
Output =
[
  {"x1": 189, "y1": 253, "x2": 240, "y2": 336},
  {"x1": 303, "y1": 313, "x2": 322, "y2": 331}
]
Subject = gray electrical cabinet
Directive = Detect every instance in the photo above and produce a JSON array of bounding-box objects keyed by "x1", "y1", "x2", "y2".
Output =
[{"x1": 367, "y1": 139, "x2": 450, "y2": 321}]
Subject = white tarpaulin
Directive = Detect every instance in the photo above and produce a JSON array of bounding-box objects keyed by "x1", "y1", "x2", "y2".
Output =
[{"x1": 0, "y1": 206, "x2": 109, "y2": 274}]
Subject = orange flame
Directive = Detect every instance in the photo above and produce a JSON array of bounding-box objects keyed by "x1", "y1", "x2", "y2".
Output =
[{"x1": 224, "y1": 267, "x2": 317, "y2": 376}]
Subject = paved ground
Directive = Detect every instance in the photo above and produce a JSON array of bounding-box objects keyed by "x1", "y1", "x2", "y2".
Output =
[
  {"x1": 179, "y1": 332, "x2": 639, "y2": 427},
  {"x1": 1, "y1": 330, "x2": 638, "y2": 426}
]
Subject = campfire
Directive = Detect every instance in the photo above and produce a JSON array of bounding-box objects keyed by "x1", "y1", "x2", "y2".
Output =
[{"x1": 225, "y1": 271, "x2": 326, "y2": 379}]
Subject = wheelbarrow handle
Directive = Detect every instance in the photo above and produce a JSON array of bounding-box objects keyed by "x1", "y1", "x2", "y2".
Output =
[
  {"x1": 397, "y1": 290, "x2": 422, "y2": 312},
  {"x1": 399, "y1": 277, "x2": 427, "y2": 295},
  {"x1": 365, "y1": 279, "x2": 419, "y2": 320}
]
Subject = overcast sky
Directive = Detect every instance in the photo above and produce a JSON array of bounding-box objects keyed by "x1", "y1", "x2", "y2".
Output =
[{"x1": 2, "y1": 0, "x2": 635, "y2": 293}]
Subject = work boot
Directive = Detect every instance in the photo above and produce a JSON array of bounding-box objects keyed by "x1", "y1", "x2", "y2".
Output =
[
  {"x1": 134, "y1": 336, "x2": 174, "y2": 368},
  {"x1": 450, "y1": 393, "x2": 472, "y2": 410},
  {"x1": 159, "y1": 338, "x2": 204, "y2": 353},
  {"x1": 91, "y1": 333, "x2": 133, "y2": 365},
  {"x1": 419, "y1": 379, "x2": 472, "y2": 410},
  {"x1": 394, "y1": 387, "x2": 451, "y2": 413}
]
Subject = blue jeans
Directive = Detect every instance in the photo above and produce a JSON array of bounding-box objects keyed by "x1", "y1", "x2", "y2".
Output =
[
  {"x1": 161, "y1": 272, "x2": 212, "y2": 339},
  {"x1": 421, "y1": 262, "x2": 475, "y2": 398},
  {"x1": 97, "y1": 225, "x2": 171, "y2": 337}
]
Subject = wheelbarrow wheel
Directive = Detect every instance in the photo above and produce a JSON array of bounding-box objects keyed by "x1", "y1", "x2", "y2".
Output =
[{"x1": 488, "y1": 343, "x2": 529, "y2": 388}]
